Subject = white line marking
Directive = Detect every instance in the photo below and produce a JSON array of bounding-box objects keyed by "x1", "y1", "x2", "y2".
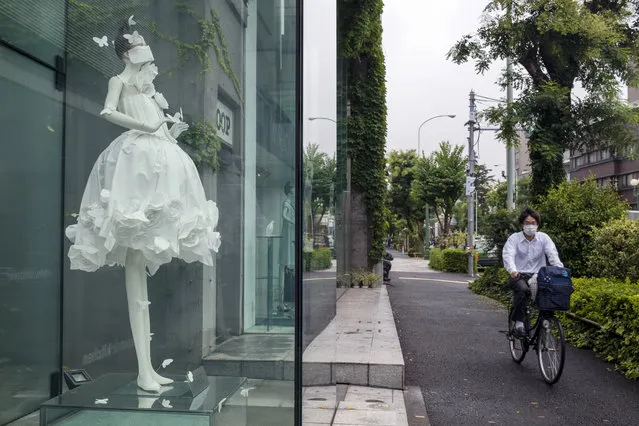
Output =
[
  {"x1": 398, "y1": 277, "x2": 470, "y2": 284},
  {"x1": 303, "y1": 277, "x2": 335, "y2": 282}
]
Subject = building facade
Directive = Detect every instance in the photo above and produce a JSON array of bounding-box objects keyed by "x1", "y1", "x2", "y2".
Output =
[{"x1": 0, "y1": 1, "x2": 342, "y2": 425}]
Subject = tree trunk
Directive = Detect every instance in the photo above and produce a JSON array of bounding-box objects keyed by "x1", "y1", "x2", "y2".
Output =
[{"x1": 528, "y1": 89, "x2": 571, "y2": 200}]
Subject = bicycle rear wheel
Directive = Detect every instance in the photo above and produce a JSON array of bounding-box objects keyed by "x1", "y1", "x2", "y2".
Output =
[
  {"x1": 508, "y1": 316, "x2": 527, "y2": 363},
  {"x1": 537, "y1": 316, "x2": 565, "y2": 384}
]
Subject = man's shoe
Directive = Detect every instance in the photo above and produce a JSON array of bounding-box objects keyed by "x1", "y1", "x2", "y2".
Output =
[{"x1": 513, "y1": 322, "x2": 526, "y2": 338}]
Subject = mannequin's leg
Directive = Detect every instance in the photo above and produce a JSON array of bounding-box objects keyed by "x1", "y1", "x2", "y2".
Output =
[
  {"x1": 138, "y1": 265, "x2": 173, "y2": 385},
  {"x1": 125, "y1": 249, "x2": 160, "y2": 392}
]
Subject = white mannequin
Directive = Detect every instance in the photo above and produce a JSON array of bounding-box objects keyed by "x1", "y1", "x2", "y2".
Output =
[{"x1": 102, "y1": 42, "x2": 188, "y2": 392}]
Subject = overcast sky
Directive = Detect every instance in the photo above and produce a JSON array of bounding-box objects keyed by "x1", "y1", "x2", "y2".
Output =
[
  {"x1": 304, "y1": 1, "x2": 511, "y2": 181},
  {"x1": 382, "y1": 0, "x2": 508, "y2": 180}
]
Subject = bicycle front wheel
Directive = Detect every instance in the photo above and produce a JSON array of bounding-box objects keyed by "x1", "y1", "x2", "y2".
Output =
[{"x1": 537, "y1": 316, "x2": 565, "y2": 384}]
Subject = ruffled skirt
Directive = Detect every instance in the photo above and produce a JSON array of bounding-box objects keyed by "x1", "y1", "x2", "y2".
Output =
[{"x1": 66, "y1": 130, "x2": 221, "y2": 275}]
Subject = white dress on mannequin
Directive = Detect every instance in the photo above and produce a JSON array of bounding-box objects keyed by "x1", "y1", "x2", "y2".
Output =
[{"x1": 66, "y1": 63, "x2": 221, "y2": 275}]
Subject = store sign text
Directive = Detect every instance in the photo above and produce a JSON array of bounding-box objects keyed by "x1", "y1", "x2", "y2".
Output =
[{"x1": 216, "y1": 100, "x2": 234, "y2": 146}]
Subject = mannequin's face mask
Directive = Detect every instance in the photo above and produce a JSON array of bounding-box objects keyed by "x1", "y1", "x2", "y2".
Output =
[{"x1": 127, "y1": 45, "x2": 154, "y2": 64}]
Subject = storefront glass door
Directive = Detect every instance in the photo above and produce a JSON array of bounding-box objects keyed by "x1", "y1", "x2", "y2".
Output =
[{"x1": 0, "y1": 44, "x2": 64, "y2": 425}]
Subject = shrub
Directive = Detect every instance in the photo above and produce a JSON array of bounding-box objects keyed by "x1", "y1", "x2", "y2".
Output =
[
  {"x1": 588, "y1": 219, "x2": 639, "y2": 282},
  {"x1": 562, "y1": 278, "x2": 639, "y2": 379},
  {"x1": 436, "y1": 231, "x2": 467, "y2": 249},
  {"x1": 351, "y1": 269, "x2": 381, "y2": 287},
  {"x1": 311, "y1": 248, "x2": 332, "y2": 271},
  {"x1": 537, "y1": 177, "x2": 628, "y2": 277},
  {"x1": 429, "y1": 248, "x2": 444, "y2": 270},
  {"x1": 442, "y1": 249, "x2": 474, "y2": 273},
  {"x1": 303, "y1": 249, "x2": 313, "y2": 272},
  {"x1": 430, "y1": 248, "x2": 476, "y2": 273},
  {"x1": 470, "y1": 270, "x2": 639, "y2": 379},
  {"x1": 468, "y1": 266, "x2": 510, "y2": 304},
  {"x1": 481, "y1": 209, "x2": 519, "y2": 261}
]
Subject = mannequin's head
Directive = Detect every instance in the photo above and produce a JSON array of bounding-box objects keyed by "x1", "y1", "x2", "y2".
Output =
[
  {"x1": 284, "y1": 181, "x2": 294, "y2": 197},
  {"x1": 114, "y1": 23, "x2": 154, "y2": 64}
]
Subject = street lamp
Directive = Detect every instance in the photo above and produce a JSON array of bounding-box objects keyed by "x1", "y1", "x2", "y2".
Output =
[
  {"x1": 309, "y1": 116, "x2": 337, "y2": 123},
  {"x1": 417, "y1": 114, "x2": 455, "y2": 260},
  {"x1": 417, "y1": 114, "x2": 456, "y2": 155},
  {"x1": 631, "y1": 178, "x2": 639, "y2": 208}
]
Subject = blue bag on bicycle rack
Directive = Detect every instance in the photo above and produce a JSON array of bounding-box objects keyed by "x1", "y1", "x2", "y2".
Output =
[{"x1": 536, "y1": 266, "x2": 573, "y2": 311}]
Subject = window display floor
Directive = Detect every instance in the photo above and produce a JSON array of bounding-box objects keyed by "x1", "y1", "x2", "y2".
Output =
[
  {"x1": 203, "y1": 334, "x2": 294, "y2": 381},
  {"x1": 39, "y1": 373, "x2": 247, "y2": 425}
]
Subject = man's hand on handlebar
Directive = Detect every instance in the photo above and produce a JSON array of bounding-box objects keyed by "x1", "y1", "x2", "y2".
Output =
[{"x1": 511, "y1": 271, "x2": 519, "y2": 279}]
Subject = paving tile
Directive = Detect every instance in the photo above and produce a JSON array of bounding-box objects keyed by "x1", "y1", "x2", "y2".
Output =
[
  {"x1": 302, "y1": 407, "x2": 336, "y2": 423},
  {"x1": 344, "y1": 386, "x2": 394, "y2": 401},
  {"x1": 333, "y1": 408, "x2": 398, "y2": 425}
]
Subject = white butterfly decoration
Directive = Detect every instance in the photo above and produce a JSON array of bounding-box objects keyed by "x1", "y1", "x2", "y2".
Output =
[
  {"x1": 161, "y1": 399, "x2": 172, "y2": 409},
  {"x1": 123, "y1": 31, "x2": 144, "y2": 46},
  {"x1": 166, "y1": 107, "x2": 184, "y2": 124},
  {"x1": 95, "y1": 398, "x2": 109, "y2": 405},
  {"x1": 128, "y1": 15, "x2": 137, "y2": 26},
  {"x1": 240, "y1": 386, "x2": 256, "y2": 397},
  {"x1": 137, "y1": 299, "x2": 151, "y2": 311},
  {"x1": 149, "y1": 332, "x2": 154, "y2": 341},
  {"x1": 186, "y1": 371, "x2": 194, "y2": 383},
  {"x1": 161, "y1": 359, "x2": 174, "y2": 369},
  {"x1": 92, "y1": 36, "x2": 108, "y2": 48},
  {"x1": 266, "y1": 221, "x2": 275, "y2": 237}
]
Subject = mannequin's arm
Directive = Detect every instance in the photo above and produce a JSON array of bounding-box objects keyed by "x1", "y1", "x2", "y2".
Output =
[{"x1": 100, "y1": 77, "x2": 168, "y2": 132}]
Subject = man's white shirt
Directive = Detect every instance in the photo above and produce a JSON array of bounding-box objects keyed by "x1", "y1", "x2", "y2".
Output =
[{"x1": 502, "y1": 231, "x2": 563, "y2": 274}]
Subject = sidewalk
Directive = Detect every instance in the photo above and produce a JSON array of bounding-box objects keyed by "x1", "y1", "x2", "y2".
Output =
[{"x1": 302, "y1": 277, "x2": 430, "y2": 425}]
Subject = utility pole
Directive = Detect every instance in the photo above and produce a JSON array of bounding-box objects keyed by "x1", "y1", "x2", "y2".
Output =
[
  {"x1": 466, "y1": 91, "x2": 477, "y2": 277},
  {"x1": 506, "y1": 0, "x2": 516, "y2": 209}
]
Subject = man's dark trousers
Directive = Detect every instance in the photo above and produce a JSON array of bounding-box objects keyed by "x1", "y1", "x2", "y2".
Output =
[{"x1": 509, "y1": 273, "x2": 533, "y2": 322}]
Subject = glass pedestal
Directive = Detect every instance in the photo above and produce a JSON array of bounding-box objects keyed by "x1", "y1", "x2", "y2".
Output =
[{"x1": 40, "y1": 373, "x2": 247, "y2": 425}]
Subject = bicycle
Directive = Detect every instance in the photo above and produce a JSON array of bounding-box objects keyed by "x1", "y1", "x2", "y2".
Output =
[{"x1": 506, "y1": 281, "x2": 566, "y2": 385}]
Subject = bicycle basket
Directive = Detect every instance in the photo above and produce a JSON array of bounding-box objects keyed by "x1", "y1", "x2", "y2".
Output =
[{"x1": 535, "y1": 266, "x2": 573, "y2": 311}]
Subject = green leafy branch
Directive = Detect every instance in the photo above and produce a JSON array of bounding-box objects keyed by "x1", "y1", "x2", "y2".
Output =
[{"x1": 150, "y1": 2, "x2": 242, "y2": 102}]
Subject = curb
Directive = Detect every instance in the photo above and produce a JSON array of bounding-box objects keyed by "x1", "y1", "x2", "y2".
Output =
[{"x1": 404, "y1": 386, "x2": 431, "y2": 426}]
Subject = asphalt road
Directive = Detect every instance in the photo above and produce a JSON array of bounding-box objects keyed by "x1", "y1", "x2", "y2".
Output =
[{"x1": 386, "y1": 256, "x2": 639, "y2": 426}]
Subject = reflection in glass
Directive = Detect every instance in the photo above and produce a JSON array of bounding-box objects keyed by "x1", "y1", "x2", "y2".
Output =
[{"x1": 0, "y1": 45, "x2": 63, "y2": 424}]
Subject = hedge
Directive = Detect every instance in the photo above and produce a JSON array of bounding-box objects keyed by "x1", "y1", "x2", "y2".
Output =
[
  {"x1": 470, "y1": 267, "x2": 639, "y2": 379},
  {"x1": 303, "y1": 248, "x2": 332, "y2": 272},
  {"x1": 429, "y1": 248, "x2": 444, "y2": 271},
  {"x1": 562, "y1": 278, "x2": 639, "y2": 379},
  {"x1": 311, "y1": 248, "x2": 332, "y2": 271},
  {"x1": 429, "y1": 248, "x2": 476, "y2": 273}
]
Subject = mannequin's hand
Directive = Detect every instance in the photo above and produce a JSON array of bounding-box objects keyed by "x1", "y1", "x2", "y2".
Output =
[
  {"x1": 169, "y1": 122, "x2": 189, "y2": 139},
  {"x1": 143, "y1": 118, "x2": 171, "y2": 133}
]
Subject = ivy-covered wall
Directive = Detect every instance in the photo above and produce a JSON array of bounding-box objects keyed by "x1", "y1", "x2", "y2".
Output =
[{"x1": 338, "y1": 0, "x2": 388, "y2": 268}]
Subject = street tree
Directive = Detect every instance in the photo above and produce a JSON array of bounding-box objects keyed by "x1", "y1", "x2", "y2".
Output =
[
  {"x1": 448, "y1": 0, "x2": 639, "y2": 198},
  {"x1": 304, "y1": 143, "x2": 336, "y2": 231},
  {"x1": 412, "y1": 141, "x2": 467, "y2": 236},
  {"x1": 474, "y1": 164, "x2": 496, "y2": 216},
  {"x1": 386, "y1": 150, "x2": 419, "y2": 222}
]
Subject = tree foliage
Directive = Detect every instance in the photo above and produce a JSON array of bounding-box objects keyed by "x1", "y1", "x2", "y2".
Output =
[
  {"x1": 448, "y1": 0, "x2": 639, "y2": 198},
  {"x1": 386, "y1": 150, "x2": 419, "y2": 222},
  {"x1": 537, "y1": 177, "x2": 629, "y2": 276},
  {"x1": 412, "y1": 141, "x2": 467, "y2": 236},
  {"x1": 304, "y1": 143, "x2": 336, "y2": 230},
  {"x1": 339, "y1": 0, "x2": 387, "y2": 266},
  {"x1": 588, "y1": 219, "x2": 639, "y2": 282}
]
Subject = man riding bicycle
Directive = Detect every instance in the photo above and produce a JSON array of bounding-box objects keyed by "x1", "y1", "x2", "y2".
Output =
[{"x1": 502, "y1": 208, "x2": 563, "y2": 337}]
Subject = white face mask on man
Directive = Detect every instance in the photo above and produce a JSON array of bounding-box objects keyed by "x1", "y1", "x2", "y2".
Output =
[{"x1": 523, "y1": 224, "x2": 538, "y2": 236}]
